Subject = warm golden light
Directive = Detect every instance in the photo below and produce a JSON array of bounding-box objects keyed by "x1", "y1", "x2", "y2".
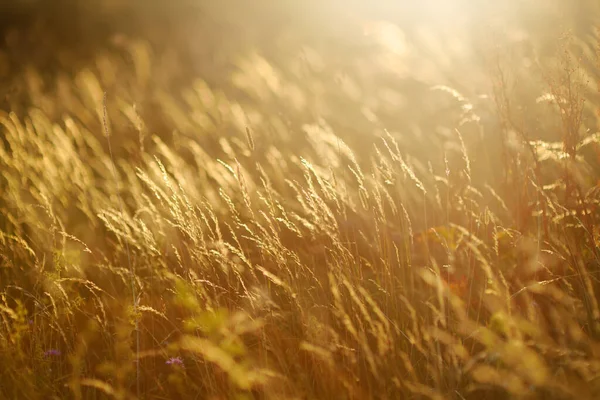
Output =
[{"x1": 1, "y1": 1, "x2": 600, "y2": 399}]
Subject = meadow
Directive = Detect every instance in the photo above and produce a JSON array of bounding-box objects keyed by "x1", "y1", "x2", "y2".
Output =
[{"x1": 1, "y1": 1, "x2": 600, "y2": 399}]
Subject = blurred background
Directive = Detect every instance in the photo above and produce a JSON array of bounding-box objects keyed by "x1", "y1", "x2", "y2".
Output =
[{"x1": 0, "y1": 0, "x2": 599, "y2": 179}]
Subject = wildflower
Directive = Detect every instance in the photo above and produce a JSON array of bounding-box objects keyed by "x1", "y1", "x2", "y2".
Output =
[
  {"x1": 165, "y1": 356, "x2": 184, "y2": 367},
  {"x1": 44, "y1": 349, "x2": 61, "y2": 357}
]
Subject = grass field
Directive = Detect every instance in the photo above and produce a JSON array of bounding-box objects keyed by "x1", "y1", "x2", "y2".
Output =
[{"x1": 1, "y1": 1, "x2": 600, "y2": 399}]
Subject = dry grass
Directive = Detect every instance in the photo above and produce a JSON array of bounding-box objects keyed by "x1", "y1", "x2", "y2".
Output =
[{"x1": 1, "y1": 2, "x2": 600, "y2": 399}]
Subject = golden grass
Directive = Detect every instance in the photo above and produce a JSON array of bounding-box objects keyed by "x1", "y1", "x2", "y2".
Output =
[{"x1": 1, "y1": 2, "x2": 600, "y2": 399}]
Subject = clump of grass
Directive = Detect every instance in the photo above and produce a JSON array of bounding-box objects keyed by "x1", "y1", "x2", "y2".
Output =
[{"x1": 1, "y1": 2, "x2": 600, "y2": 400}]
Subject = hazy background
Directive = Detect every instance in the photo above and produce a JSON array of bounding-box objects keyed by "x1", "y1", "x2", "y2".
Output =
[{"x1": 1, "y1": 0, "x2": 599, "y2": 182}]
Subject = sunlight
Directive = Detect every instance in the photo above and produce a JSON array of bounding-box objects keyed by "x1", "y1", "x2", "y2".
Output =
[
  {"x1": 2, "y1": 1, "x2": 600, "y2": 398},
  {"x1": 362, "y1": 20, "x2": 408, "y2": 56}
]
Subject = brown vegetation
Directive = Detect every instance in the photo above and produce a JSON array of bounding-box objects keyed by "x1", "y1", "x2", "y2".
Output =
[{"x1": 1, "y1": 1, "x2": 600, "y2": 399}]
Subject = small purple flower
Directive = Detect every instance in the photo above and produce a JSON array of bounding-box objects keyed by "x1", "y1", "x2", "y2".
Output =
[
  {"x1": 166, "y1": 356, "x2": 184, "y2": 367},
  {"x1": 44, "y1": 349, "x2": 61, "y2": 357}
]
